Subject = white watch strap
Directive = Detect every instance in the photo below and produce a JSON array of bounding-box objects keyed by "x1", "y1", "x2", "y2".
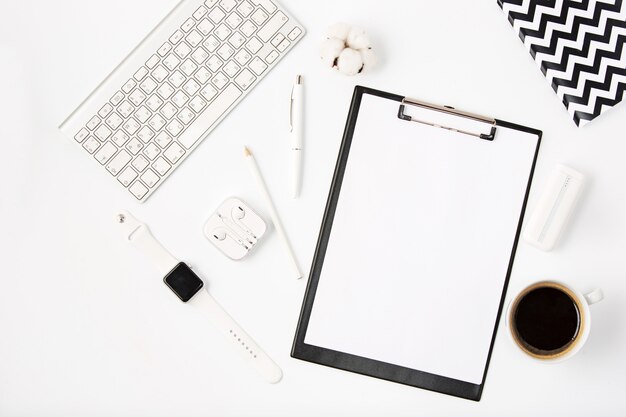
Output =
[
  {"x1": 191, "y1": 290, "x2": 283, "y2": 384},
  {"x1": 116, "y1": 210, "x2": 179, "y2": 276}
]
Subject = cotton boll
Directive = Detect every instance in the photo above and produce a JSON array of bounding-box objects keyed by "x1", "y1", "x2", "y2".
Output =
[
  {"x1": 347, "y1": 26, "x2": 370, "y2": 50},
  {"x1": 320, "y1": 38, "x2": 346, "y2": 68},
  {"x1": 360, "y1": 48, "x2": 377, "y2": 71},
  {"x1": 326, "y1": 22, "x2": 351, "y2": 42},
  {"x1": 337, "y1": 48, "x2": 363, "y2": 76}
]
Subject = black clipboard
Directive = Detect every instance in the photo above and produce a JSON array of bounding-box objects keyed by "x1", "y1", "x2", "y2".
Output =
[{"x1": 291, "y1": 86, "x2": 542, "y2": 401}]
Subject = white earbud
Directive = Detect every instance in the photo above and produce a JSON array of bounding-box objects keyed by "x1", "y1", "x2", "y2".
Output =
[
  {"x1": 212, "y1": 226, "x2": 249, "y2": 250},
  {"x1": 218, "y1": 212, "x2": 256, "y2": 245},
  {"x1": 231, "y1": 205, "x2": 257, "y2": 239}
]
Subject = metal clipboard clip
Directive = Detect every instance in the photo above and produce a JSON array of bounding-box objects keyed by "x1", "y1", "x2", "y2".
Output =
[{"x1": 397, "y1": 97, "x2": 497, "y2": 141}]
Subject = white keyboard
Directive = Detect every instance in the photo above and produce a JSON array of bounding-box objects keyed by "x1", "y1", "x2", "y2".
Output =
[{"x1": 59, "y1": 0, "x2": 304, "y2": 202}]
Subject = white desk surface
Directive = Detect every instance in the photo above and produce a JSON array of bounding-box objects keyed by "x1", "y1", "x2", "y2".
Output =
[{"x1": 1, "y1": 0, "x2": 625, "y2": 415}]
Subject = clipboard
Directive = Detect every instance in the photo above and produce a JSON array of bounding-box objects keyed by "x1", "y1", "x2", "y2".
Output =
[{"x1": 291, "y1": 86, "x2": 542, "y2": 401}]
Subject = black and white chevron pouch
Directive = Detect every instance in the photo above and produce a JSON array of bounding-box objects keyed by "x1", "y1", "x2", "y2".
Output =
[{"x1": 498, "y1": 0, "x2": 626, "y2": 126}]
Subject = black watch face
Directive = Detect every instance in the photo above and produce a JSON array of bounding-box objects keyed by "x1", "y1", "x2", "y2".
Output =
[{"x1": 163, "y1": 263, "x2": 204, "y2": 302}]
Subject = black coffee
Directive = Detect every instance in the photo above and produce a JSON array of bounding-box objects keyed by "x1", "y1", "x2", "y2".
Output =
[{"x1": 513, "y1": 286, "x2": 580, "y2": 354}]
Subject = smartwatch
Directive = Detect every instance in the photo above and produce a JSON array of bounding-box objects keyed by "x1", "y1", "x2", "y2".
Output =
[{"x1": 116, "y1": 210, "x2": 282, "y2": 384}]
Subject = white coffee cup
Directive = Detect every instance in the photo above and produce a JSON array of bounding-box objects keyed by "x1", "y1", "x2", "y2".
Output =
[{"x1": 506, "y1": 281, "x2": 603, "y2": 362}]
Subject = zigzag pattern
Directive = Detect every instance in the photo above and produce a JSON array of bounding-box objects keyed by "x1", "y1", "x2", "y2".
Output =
[{"x1": 498, "y1": 0, "x2": 626, "y2": 126}]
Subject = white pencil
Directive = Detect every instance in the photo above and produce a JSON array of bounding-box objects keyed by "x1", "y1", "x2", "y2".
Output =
[{"x1": 244, "y1": 146, "x2": 303, "y2": 280}]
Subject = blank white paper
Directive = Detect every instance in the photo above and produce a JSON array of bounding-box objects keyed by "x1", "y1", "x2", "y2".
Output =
[{"x1": 304, "y1": 94, "x2": 538, "y2": 384}]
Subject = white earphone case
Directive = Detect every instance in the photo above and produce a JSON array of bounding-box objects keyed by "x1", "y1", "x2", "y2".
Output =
[{"x1": 204, "y1": 197, "x2": 267, "y2": 260}]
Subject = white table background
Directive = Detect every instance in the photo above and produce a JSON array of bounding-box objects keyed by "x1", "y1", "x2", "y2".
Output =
[{"x1": 1, "y1": 0, "x2": 625, "y2": 415}]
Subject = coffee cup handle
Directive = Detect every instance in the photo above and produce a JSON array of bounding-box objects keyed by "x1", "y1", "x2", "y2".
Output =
[{"x1": 584, "y1": 288, "x2": 604, "y2": 305}]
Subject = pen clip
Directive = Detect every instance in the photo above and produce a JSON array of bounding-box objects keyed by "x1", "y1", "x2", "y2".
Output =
[{"x1": 289, "y1": 85, "x2": 294, "y2": 132}]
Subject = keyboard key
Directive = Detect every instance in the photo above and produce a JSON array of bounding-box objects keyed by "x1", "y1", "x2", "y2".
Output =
[
  {"x1": 140, "y1": 77, "x2": 158, "y2": 94},
  {"x1": 246, "y1": 37, "x2": 262, "y2": 54},
  {"x1": 166, "y1": 120, "x2": 184, "y2": 136},
  {"x1": 234, "y1": 68, "x2": 256, "y2": 90},
  {"x1": 174, "y1": 42, "x2": 192, "y2": 59},
  {"x1": 169, "y1": 30, "x2": 184, "y2": 44},
  {"x1": 126, "y1": 138, "x2": 143, "y2": 155},
  {"x1": 163, "y1": 54, "x2": 180, "y2": 71},
  {"x1": 134, "y1": 105, "x2": 151, "y2": 123},
  {"x1": 235, "y1": 49, "x2": 252, "y2": 65},
  {"x1": 157, "y1": 83, "x2": 175, "y2": 100},
  {"x1": 94, "y1": 124, "x2": 112, "y2": 141},
  {"x1": 193, "y1": 6, "x2": 208, "y2": 20},
  {"x1": 106, "y1": 149, "x2": 131, "y2": 175},
  {"x1": 228, "y1": 31, "x2": 246, "y2": 48},
  {"x1": 186, "y1": 30, "x2": 203, "y2": 47},
  {"x1": 152, "y1": 65, "x2": 169, "y2": 82},
  {"x1": 240, "y1": 20, "x2": 257, "y2": 37},
  {"x1": 201, "y1": 85, "x2": 218, "y2": 101},
  {"x1": 180, "y1": 59, "x2": 198, "y2": 76},
  {"x1": 191, "y1": 47, "x2": 209, "y2": 64},
  {"x1": 122, "y1": 79, "x2": 137, "y2": 93},
  {"x1": 141, "y1": 168, "x2": 160, "y2": 188},
  {"x1": 94, "y1": 142, "x2": 117, "y2": 164},
  {"x1": 157, "y1": 42, "x2": 172, "y2": 56},
  {"x1": 195, "y1": 66, "x2": 211, "y2": 84},
  {"x1": 153, "y1": 157, "x2": 171, "y2": 175},
  {"x1": 132, "y1": 155, "x2": 149, "y2": 172},
  {"x1": 189, "y1": 96, "x2": 208, "y2": 113},
  {"x1": 123, "y1": 118, "x2": 140, "y2": 135},
  {"x1": 110, "y1": 91, "x2": 124, "y2": 106},
  {"x1": 155, "y1": 132, "x2": 173, "y2": 149},
  {"x1": 118, "y1": 166, "x2": 138, "y2": 186},
  {"x1": 74, "y1": 128, "x2": 89, "y2": 143},
  {"x1": 265, "y1": 50, "x2": 279, "y2": 64},
  {"x1": 129, "y1": 181, "x2": 149, "y2": 199},
  {"x1": 214, "y1": 24, "x2": 232, "y2": 41},
  {"x1": 205, "y1": 0, "x2": 219, "y2": 6},
  {"x1": 288, "y1": 27, "x2": 302, "y2": 41},
  {"x1": 208, "y1": 8, "x2": 226, "y2": 24},
  {"x1": 160, "y1": 103, "x2": 178, "y2": 119},
  {"x1": 249, "y1": 57, "x2": 268, "y2": 75},
  {"x1": 133, "y1": 66, "x2": 148, "y2": 81},
  {"x1": 217, "y1": 44, "x2": 235, "y2": 60},
  {"x1": 181, "y1": 18, "x2": 195, "y2": 32},
  {"x1": 146, "y1": 95, "x2": 164, "y2": 112},
  {"x1": 277, "y1": 38, "x2": 290, "y2": 52},
  {"x1": 226, "y1": 13, "x2": 243, "y2": 29},
  {"x1": 212, "y1": 71, "x2": 229, "y2": 89},
  {"x1": 257, "y1": 11, "x2": 287, "y2": 42},
  {"x1": 98, "y1": 103, "x2": 113, "y2": 118},
  {"x1": 86, "y1": 116, "x2": 100, "y2": 130},
  {"x1": 106, "y1": 112, "x2": 124, "y2": 130},
  {"x1": 146, "y1": 54, "x2": 160, "y2": 69},
  {"x1": 207, "y1": 55, "x2": 224, "y2": 72},
  {"x1": 178, "y1": 107, "x2": 195, "y2": 124},
  {"x1": 179, "y1": 84, "x2": 242, "y2": 149},
  {"x1": 82, "y1": 137, "x2": 100, "y2": 154},
  {"x1": 223, "y1": 60, "x2": 241, "y2": 77},
  {"x1": 237, "y1": 1, "x2": 254, "y2": 17},
  {"x1": 203, "y1": 35, "x2": 220, "y2": 52},
  {"x1": 164, "y1": 142, "x2": 185, "y2": 163},
  {"x1": 183, "y1": 79, "x2": 201, "y2": 96},
  {"x1": 220, "y1": 0, "x2": 237, "y2": 12},
  {"x1": 197, "y1": 18, "x2": 214, "y2": 35},
  {"x1": 149, "y1": 114, "x2": 167, "y2": 131},
  {"x1": 172, "y1": 91, "x2": 190, "y2": 108},
  {"x1": 168, "y1": 70, "x2": 186, "y2": 88},
  {"x1": 118, "y1": 100, "x2": 134, "y2": 118},
  {"x1": 271, "y1": 33, "x2": 284, "y2": 47},
  {"x1": 143, "y1": 143, "x2": 161, "y2": 160},
  {"x1": 111, "y1": 131, "x2": 130, "y2": 147},
  {"x1": 128, "y1": 89, "x2": 147, "y2": 106},
  {"x1": 137, "y1": 126, "x2": 155, "y2": 143},
  {"x1": 251, "y1": 9, "x2": 268, "y2": 26}
]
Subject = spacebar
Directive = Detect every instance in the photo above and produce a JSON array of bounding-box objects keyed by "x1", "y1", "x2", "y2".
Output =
[{"x1": 178, "y1": 84, "x2": 243, "y2": 149}]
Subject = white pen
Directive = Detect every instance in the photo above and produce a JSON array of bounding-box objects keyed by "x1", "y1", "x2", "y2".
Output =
[{"x1": 290, "y1": 75, "x2": 304, "y2": 198}]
